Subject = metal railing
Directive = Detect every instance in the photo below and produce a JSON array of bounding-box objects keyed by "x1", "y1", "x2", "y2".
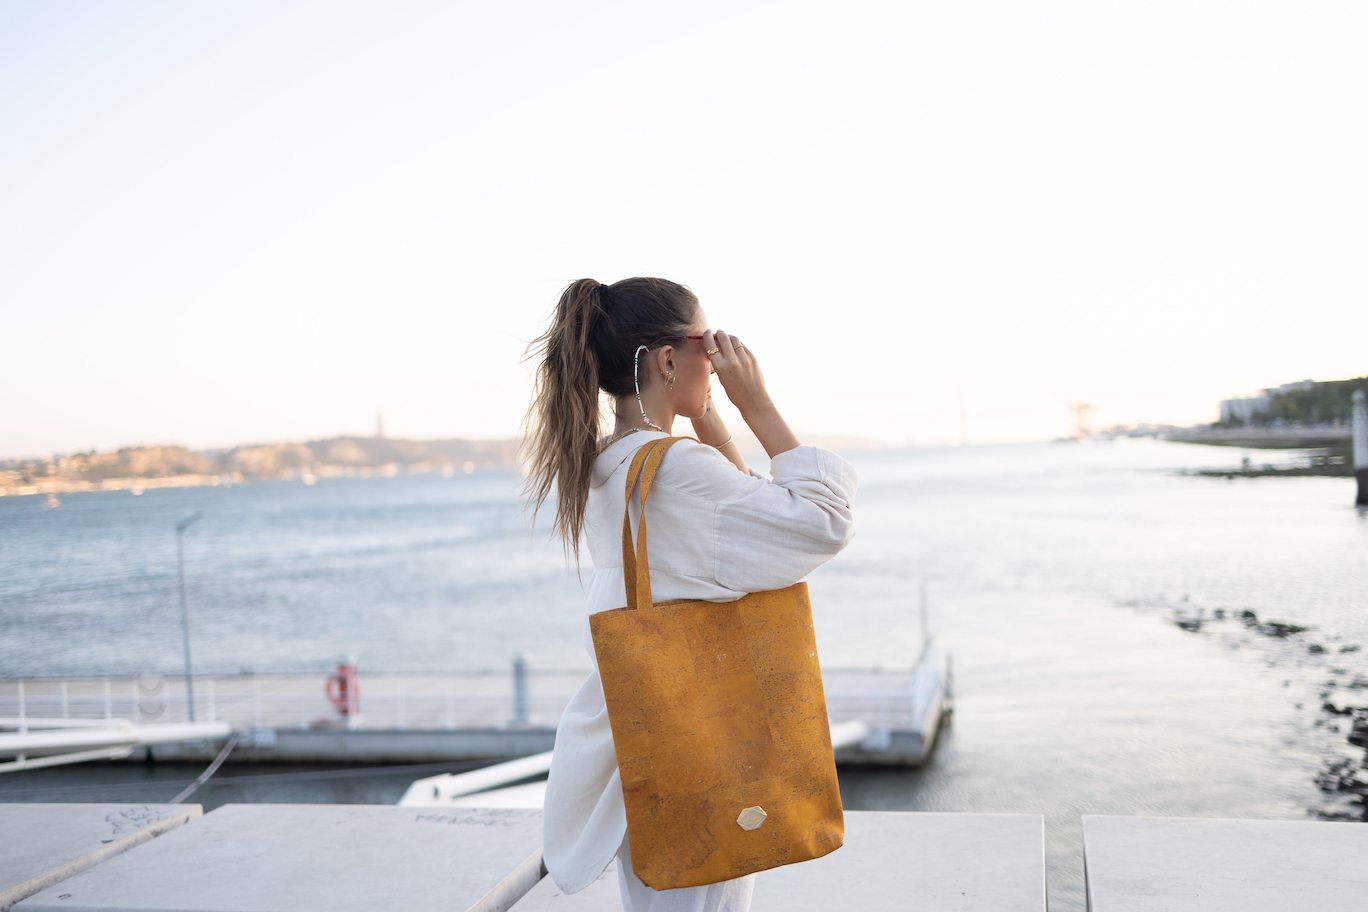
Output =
[{"x1": 0, "y1": 664, "x2": 922, "y2": 733}]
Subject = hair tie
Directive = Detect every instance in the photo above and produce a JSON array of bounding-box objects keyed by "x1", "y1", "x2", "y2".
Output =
[{"x1": 599, "y1": 283, "x2": 610, "y2": 293}]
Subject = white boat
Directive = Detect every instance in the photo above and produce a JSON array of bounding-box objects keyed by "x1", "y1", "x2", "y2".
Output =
[
  {"x1": 396, "y1": 721, "x2": 875, "y2": 810},
  {"x1": 0, "y1": 716, "x2": 232, "y2": 773}
]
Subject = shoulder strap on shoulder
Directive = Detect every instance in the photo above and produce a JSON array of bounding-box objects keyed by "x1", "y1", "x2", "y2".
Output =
[{"x1": 621, "y1": 436, "x2": 690, "y2": 610}]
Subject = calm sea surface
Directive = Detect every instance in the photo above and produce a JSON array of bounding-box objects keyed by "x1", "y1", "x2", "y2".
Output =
[{"x1": 2, "y1": 438, "x2": 1365, "y2": 911}]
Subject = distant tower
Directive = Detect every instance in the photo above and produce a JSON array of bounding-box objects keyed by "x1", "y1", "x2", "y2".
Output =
[
  {"x1": 958, "y1": 382, "x2": 968, "y2": 447},
  {"x1": 1069, "y1": 402, "x2": 1095, "y2": 442},
  {"x1": 376, "y1": 410, "x2": 385, "y2": 440}
]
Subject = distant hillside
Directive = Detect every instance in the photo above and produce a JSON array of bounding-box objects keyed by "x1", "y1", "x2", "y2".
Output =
[
  {"x1": 1165, "y1": 374, "x2": 1366, "y2": 458},
  {"x1": 0, "y1": 435, "x2": 521, "y2": 496},
  {"x1": 1, "y1": 429, "x2": 892, "y2": 498},
  {"x1": 1218, "y1": 375, "x2": 1368, "y2": 428},
  {"x1": 1257, "y1": 376, "x2": 1368, "y2": 426},
  {"x1": 212, "y1": 435, "x2": 520, "y2": 476}
]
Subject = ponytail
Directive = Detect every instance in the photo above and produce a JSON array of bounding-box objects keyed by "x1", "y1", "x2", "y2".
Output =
[
  {"x1": 521, "y1": 278, "x2": 605, "y2": 560},
  {"x1": 520, "y1": 277, "x2": 697, "y2": 563}
]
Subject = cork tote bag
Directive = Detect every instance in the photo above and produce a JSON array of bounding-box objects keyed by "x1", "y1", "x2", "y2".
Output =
[{"x1": 590, "y1": 436, "x2": 844, "y2": 889}]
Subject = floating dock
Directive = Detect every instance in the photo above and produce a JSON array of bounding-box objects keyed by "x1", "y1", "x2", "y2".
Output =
[{"x1": 0, "y1": 645, "x2": 951, "y2": 768}]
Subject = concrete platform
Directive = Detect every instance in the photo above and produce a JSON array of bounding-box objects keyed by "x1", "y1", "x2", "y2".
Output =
[
  {"x1": 511, "y1": 810, "x2": 1046, "y2": 910},
  {"x1": 0, "y1": 803, "x2": 201, "y2": 912},
  {"x1": 14, "y1": 804, "x2": 544, "y2": 912},
  {"x1": 1081, "y1": 814, "x2": 1368, "y2": 911}
]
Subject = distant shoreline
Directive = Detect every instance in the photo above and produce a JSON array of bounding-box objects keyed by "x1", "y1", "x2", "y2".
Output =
[
  {"x1": 1163, "y1": 425, "x2": 1350, "y2": 450},
  {"x1": 0, "y1": 434, "x2": 520, "y2": 499},
  {"x1": 1162, "y1": 425, "x2": 1354, "y2": 478},
  {"x1": 7, "y1": 427, "x2": 1354, "y2": 497},
  {"x1": 1181, "y1": 463, "x2": 1351, "y2": 479},
  {"x1": 0, "y1": 463, "x2": 500, "y2": 499}
]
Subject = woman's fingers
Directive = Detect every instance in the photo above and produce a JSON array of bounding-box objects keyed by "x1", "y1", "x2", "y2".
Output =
[
  {"x1": 706, "y1": 331, "x2": 755, "y2": 391},
  {"x1": 706, "y1": 330, "x2": 766, "y2": 412},
  {"x1": 705, "y1": 330, "x2": 729, "y2": 369},
  {"x1": 708, "y1": 330, "x2": 749, "y2": 365},
  {"x1": 715, "y1": 329, "x2": 736, "y2": 361}
]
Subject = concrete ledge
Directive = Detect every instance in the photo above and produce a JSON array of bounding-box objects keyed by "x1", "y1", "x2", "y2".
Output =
[
  {"x1": 511, "y1": 810, "x2": 1046, "y2": 910},
  {"x1": 12, "y1": 805, "x2": 1365, "y2": 911},
  {"x1": 138, "y1": 726, "x2": 940, "y2": 766},
  {"x1": 14, "y1": 805, "x2": 544, "y2": 912},
  {"x1": 1082, "y1": 814, "x2": 1368, "y2": 911},
  {"x1": 0, "y1": 803, "x2": 201, "y2": 912}
]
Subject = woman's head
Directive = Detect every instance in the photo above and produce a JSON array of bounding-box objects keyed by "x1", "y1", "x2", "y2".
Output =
[{"x1": 521, "y1": 277, "x2": 708, "y2": 558}]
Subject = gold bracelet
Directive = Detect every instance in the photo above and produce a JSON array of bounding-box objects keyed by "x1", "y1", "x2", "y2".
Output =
[{"x1": 714, "y1": 433, "x2": 734, "y2": 449}]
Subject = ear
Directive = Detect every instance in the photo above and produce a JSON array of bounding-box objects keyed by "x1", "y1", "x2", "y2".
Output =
[{"x1": 653, "y1": 344, "x2": 675, "y2": 375}]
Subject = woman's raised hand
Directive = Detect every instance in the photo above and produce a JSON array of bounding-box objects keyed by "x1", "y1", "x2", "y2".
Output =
[
  {"x1": 705, "y1": 329, "x2": 800, "y2": 458},
  {"x1": 706, "y1": 330, "x2": 770, "y2": 415}
]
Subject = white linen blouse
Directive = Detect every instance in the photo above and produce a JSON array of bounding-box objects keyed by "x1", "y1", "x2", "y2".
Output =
[{"x1": 541, "y1": 429, "x2": 859, "y2": 894}]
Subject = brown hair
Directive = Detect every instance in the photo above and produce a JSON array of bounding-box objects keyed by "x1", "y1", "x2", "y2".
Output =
[{"x1": 521, "y1": 277, "x2": 698, "y2": 560}]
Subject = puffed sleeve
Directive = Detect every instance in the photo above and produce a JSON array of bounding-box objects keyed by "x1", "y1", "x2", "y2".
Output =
[{"x1": 656, "y1": 439, "x2": 858, "y2": 593}]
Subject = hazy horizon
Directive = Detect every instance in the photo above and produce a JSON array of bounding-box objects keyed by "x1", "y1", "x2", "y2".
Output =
[
  {"x1": 4, "y1": 1, "x2": 1364, "y2": 461},
  {"x1": 1, "y1": 375, "x2": 1353, "y2": 463},
  {"x1": 3, "y1": 418, "x2": 1115, "y2": 464}
]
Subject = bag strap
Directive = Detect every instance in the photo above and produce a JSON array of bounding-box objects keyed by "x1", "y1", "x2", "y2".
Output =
[{"x1": 621, "y1": 436, "x2": 689, "y2": 610}]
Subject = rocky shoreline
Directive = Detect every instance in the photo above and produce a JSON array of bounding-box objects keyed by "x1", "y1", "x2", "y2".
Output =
[
  {"x1": 1176, "y1": 447, "x2": 1352, "y2": 480},
  {"x1": 1147, "y1": 600, "x2": 1368, "y2": 821}
]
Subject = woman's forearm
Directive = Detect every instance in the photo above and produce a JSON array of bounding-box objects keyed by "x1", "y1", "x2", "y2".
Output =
[
  {"x1": 691, "y1": 403, "x2": 749, "y2": 473},
  {"x1": 739, "y1": 397, "x2": 800, "y2": 459},
  {"x1": 715, "y1": 438, "x2": 748, "y2": 473}
]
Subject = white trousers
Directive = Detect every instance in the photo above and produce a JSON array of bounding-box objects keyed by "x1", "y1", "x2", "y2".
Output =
[{"x1": 614, "y1": 832, "x2": 756, "y2": 912}]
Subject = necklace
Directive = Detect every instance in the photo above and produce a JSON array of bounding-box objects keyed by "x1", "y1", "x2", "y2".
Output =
[{"x1": 598, "y1": 426, "x2": 653, "y2": 452}]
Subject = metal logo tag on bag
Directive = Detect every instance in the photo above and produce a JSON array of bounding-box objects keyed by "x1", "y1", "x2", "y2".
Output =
[{"x1": 736, "y1": 806, "x2": 767, "y2": 831}]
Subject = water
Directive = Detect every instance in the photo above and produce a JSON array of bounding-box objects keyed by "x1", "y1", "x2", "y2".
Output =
[{"x1": 3, "y1": 438, "x2": 1366, "y2": 911}]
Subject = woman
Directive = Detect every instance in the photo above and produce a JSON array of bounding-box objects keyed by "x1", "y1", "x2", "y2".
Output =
[{"x1": 521, "y1": 277, "x2": 858, "y2": 911}]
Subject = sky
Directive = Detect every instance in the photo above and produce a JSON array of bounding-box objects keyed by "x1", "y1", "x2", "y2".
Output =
[{"x1": 2, "y1": 0, "x2": 1365, "y2": 460}]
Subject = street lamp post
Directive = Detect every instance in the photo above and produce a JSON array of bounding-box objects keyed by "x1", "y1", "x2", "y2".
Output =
[{"x1": 176, "y1": 512, "x2": 203, "y2": 722}]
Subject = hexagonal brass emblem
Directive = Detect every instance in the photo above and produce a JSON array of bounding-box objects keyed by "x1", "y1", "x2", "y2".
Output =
[{"x1": 736, "y1": 806, "x2": 767, "y2": 831}]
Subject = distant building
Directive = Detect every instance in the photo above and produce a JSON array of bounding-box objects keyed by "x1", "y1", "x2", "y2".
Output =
[
  {"x1": 1270, "y1": 379, "x2": 1316, "y2": 396},
  {"x1": 1220, "y1": 395, "x2": 1271, "y2": 424},
  {"x1": 1220, "y1": 379, "x2": 1315, "y2": 425}
]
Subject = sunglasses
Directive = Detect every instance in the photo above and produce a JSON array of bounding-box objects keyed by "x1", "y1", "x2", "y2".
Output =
[{"x1": 643, "y1": 334, "x2": 706, "y2": 350}]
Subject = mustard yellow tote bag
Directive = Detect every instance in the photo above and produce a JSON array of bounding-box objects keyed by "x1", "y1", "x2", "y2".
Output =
[{"x1": 590, "y1": 435, "x2": 844, "y2": 889}]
